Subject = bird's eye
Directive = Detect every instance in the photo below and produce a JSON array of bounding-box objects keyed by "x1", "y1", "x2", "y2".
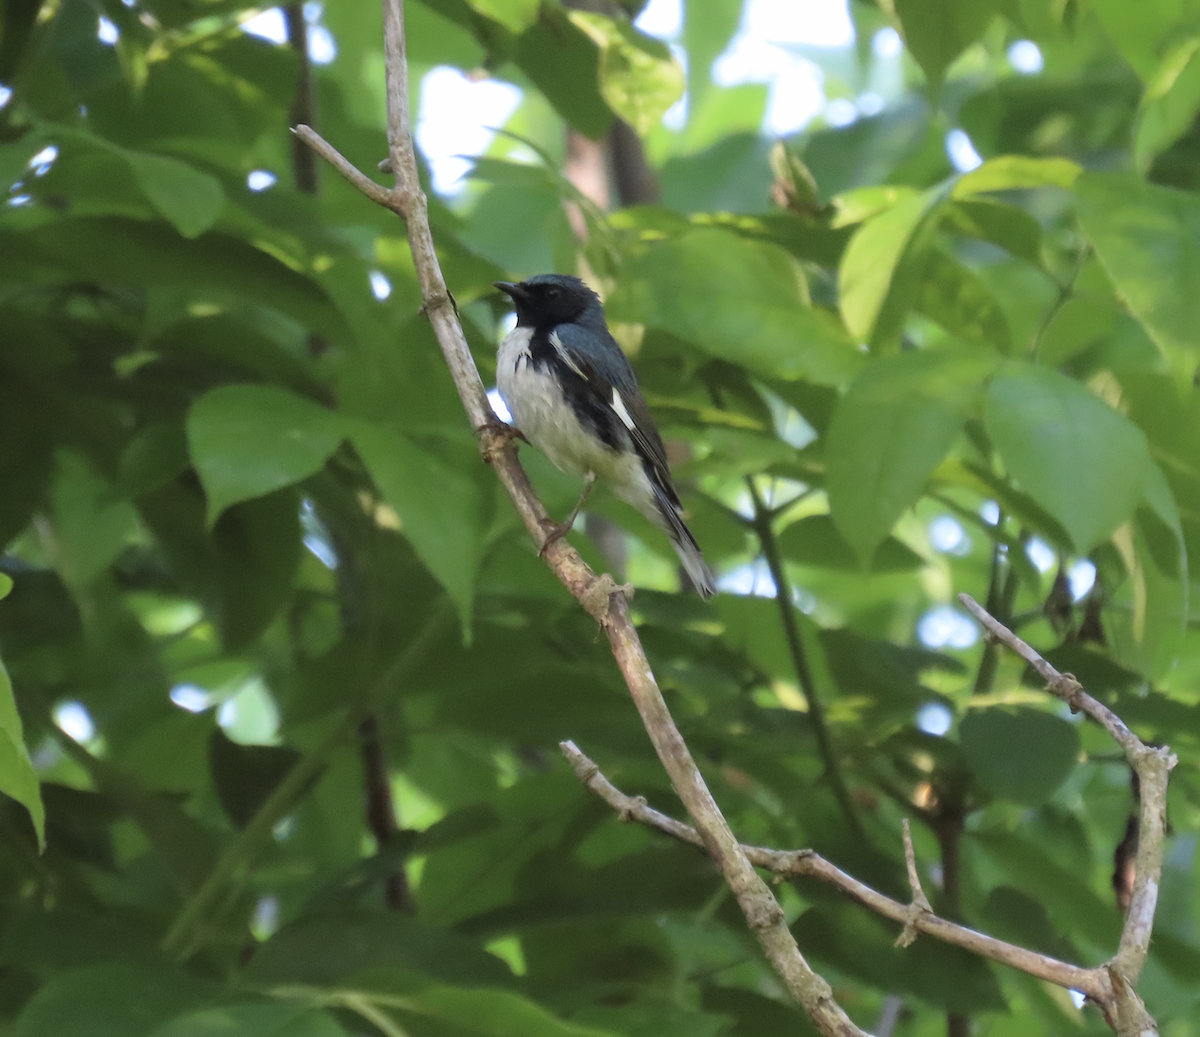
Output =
[{"x1": 546, "y1": 287, "x2": 559, "y2": 299}]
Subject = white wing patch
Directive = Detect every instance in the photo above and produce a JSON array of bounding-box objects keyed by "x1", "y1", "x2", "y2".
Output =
[
  {"x1": 549, "y1": 329, "x2": 589, "y2": 381},
  {"x1": 610, "y1": 388, "x2": 636, "y2": 431}
]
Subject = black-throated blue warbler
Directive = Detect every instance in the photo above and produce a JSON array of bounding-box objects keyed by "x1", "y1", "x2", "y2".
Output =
[{"x1": 494, "y1": 274, "x2": 716, "y2": 600}]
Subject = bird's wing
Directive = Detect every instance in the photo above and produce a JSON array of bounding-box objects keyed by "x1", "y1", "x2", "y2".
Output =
[{"x1": 551, "y1": 323, "x2": 680, "y2": 508}]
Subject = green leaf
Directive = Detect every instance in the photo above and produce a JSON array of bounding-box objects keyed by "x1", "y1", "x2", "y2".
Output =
[
  {"x1": 660, "y1": 133, "x2": 775, "y2": 215},
  {"x1": 960, "y1": 708, "x2": 1080, "y2": 804},
  {"x1": 513, "y1": 13, "x2": 613, "y2": 139},
  {"x1": 1077, "y1": 172, "x2": 1200, "y2": 383},
  {"x1": 944, "y1": 198, "x2": 1043, "y2": 267},
  {"x1": 976, "y1": 831, "x2": 1123, "y2": 947},
  {"x1": 979, "y1": 887, "x2": 1078, "y2": 961},
  {"x1": 139, "y1": 482, "x2": 302, "y2": 651},
  {"x1": 0, "y1": 218, "x2": 353, "y2": 346},
  {"x1": 465, "y1": 0, "x2": 539, "y2": 33},
  {"x1": 777, "y1": 514, "x2": 925, "y2": 573},
  {"x1": 209, "y1": 728, "x2": 302, "y2": 829},
  {"x1": 1091, "y1": 0, "x2": 1184, "y2": 80},
  {"x1": 244, "y1": 912, "x2": 515, "y2": 988},
  {"x1": 914, "y1": 249, "x2": 1011, "y2": 350},
  {"x1": 1134, "y1": 37, "x2": 1200, "y2": 171},
  {"x1": 1107, "y1": 497, "x2": 1188, "y2": 679},
  {"x1": 832, "y1": 185, "x2": 920, "y2": 228},
  {"x1": 568, "y1": 12, "x2": 685, "y2": 136},
  {"x1": 367, "y1": 984, "x2": 621, "y2": 1037},
  {"x1": 827, "y1": 347, "x2": 997, "y2": 561},
  {"x1": 985, "y1": 364, "x2": 1151, "y2": 551},
  {"x1": 887, "y1": 0, "x2": 1000, "y2": 90},
  {"x1": 39, "y1": 126, "x2": 225, "y2": 238},
  {"x1": 0, "y1": 652, "x2": 44, "y2": 850},
  {"x1": 794, "y1": 903, "x2": 1006, "y2": 1012},
  {"x1": 51, "y1": 451, "x2": 140, "y2": 585},
  {"x1": 124, "y1": 150, "x2": 225, "y2": 238},
  {"x1": 0, "y1": 572, "x2": 11, "y2": 600},
  {"x1": 1036, "y1": 296, "x2": 1119, "y2": 367},
  {"x1": 612, "y1": 228, "x2": 861, "y2": 386},
  {"x1": 838, "y1": 186, "x2": 946, "y2": 347},
  {"x1": 350, "y1": 423, "x2": 484, "y2": 639},
  {"x1": 187, "y1": 385, "x2": 345, "y2": 521},
  {"x1": 148, "y1": 1002, "x2": 346, "y2": 1037},
  {"x1": 14, "y1": 964, "x2": 219, "y2": 1037},
  {"x1": 952, "y1": 156, "x2": 1081, "y2": 196},
  {"x1": 119, "y1": 421, "x2": 192, "y2": 498}
]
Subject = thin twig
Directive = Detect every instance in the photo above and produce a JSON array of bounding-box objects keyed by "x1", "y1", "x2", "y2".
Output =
[
  {"x1": 973, "y1": 508, "x2": 1018, "y2": 695},
  {"x1": 958, "y1": 593, "x2": 1173, "y2": 1033},
  {"x1": 561, "y1": 740, "x2": 1110, "y2": 1004},
  {"x1": 294, "y1": 4, "x2": 868, "y2": 1033},
  {"x1": 745, "y1": 478, "x2": 863, "y2": 842},
  {"x1": 895, "y1": 819, "x2": 932, "y2": 949},
  {"x1": 292, "y1": 126, "x2": 396, "y2": 209},
  {"x1": 284, "y1": 5, "x2": 319, "y2": 196},
  {"x1": 358, "y1": 714, "x2": 413, "y2": 912}
]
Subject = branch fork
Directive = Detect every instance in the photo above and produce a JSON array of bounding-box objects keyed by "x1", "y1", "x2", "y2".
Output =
[
  {"x1": 291, "y1": 2, "x2": 1173, "y2": 1032},
  {"x1": 895, "y1": 819, "x2": 933, "y2": 949},
  {"x1": 563, "y1": 595, "x2": 1175, "y2": 1035}
]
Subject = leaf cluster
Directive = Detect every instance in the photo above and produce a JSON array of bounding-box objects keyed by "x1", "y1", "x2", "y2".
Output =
[{"x1": 0, "y1": 0, "x2": 1198, "y2": 1035}]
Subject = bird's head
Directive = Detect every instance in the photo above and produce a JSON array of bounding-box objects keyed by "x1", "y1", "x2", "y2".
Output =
[{"x1": 494, "y1": 274, "x2": 602, "y2": 329}]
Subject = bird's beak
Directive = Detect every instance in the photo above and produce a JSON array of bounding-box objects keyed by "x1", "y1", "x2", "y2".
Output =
[{"x1": 493, "y1": 281, "x2": 527, "y2": 302}]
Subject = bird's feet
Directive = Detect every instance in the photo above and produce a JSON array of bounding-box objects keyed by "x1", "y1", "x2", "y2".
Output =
[
  {"x1": 537, "y1": 473, "x2": 596, "y2": 556},
  {"x1": 538, "y1": 516, "x2": 575, "y2": 557},
  {"x1": 477, "y1": 420, "x2": 525, "y2": 465}
]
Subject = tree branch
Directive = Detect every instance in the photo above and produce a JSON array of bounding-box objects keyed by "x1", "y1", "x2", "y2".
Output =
[
  {"x1": 561, "y1": 740, "x2": 1111, "y2": 1005},
  {"x1": 358, "y1": 714, "x2": 414, "y2": 913},
  {"x1": 294, "y1": 3, "x2": 867, "y2": 1033},
  {"x1": 284, "y1": 4, "x2": 319, "y2": 196},
  {"x1": 958, "y1": 594, "x2": 1171, "y2": 1036},
  {"x1": 746, "y1": 479, "x2": 863, "y2": 841},
  {"x1": 894, "y1": 819, "x2": 933, "y2": 949},
  {"x1": 957, "y1": 593, "x2": 1174, "y2": 990}
]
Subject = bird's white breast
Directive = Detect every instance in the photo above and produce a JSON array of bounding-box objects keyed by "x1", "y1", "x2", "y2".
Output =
[
  {"x1": 495, "y1": 328, "x2": 654, "y2": 511},
  {"x1": 497, "y1": 326, "x2": 599, "y2": 476}
]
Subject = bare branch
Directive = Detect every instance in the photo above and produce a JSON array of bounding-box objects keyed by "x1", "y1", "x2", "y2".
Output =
[
  {"x1": 958, "y1": 593, "x2": 1176, "y2": 990},
  {"x1": 292, "y1": 126, "x2": 397, "y2": 209},
  {"x1": 560, "y1": 740, "x2": 1113, "y2": 1007},
  {"x1": 293, "y1": 3, "x2": 868, "y2": 1033},
  {"x1": 895, "y1": 819, "x2": 932, "y2": 949}
]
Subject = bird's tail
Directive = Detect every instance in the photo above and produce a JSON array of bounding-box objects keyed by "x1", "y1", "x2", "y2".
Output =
[
  {"x1": 670, "y1": 528, "x2": 717, "y2": 600},
  {"x1": 653, "y1": 490, "x2": 715, "y2": 600}
]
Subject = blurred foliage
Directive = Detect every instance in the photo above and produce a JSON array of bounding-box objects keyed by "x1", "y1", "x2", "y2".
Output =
[{"x1": 0, "y1": 0, "x2": 1198, "y2": 1035}]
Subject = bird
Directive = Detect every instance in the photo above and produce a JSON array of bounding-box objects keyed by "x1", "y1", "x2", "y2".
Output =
[{"x1": 494, "y1": 274, "x2": 716, "y2": 600}]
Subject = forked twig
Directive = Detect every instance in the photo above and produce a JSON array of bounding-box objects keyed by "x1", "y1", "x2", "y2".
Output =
[
  {"x1": 560, "y1": 740, "x2": 1109, "y2": 1004},
  {"x1": 895, "y1": 819, "x2": 932, "y2": 949},
  {"x1": 564, "y1": 588, "x2": 1178, "y2": 1037},
  {"x1": 958, "y1": 592, "x2": 1175, "y2": 991}
]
